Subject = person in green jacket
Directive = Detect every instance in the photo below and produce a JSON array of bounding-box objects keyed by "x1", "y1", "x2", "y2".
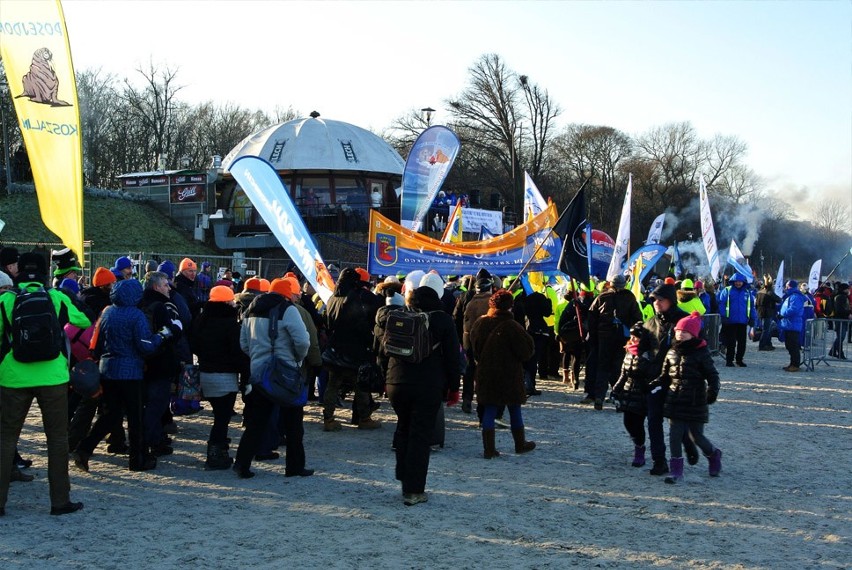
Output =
[
  {"x1": 677, "y1": 279, "x2": 707, "y2": 316},
  {"x1": 0, "y1": 252, "x2": 91, "y2": 516}
]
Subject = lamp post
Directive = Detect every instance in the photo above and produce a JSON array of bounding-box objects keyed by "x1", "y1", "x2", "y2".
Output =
[
  {"x1": 421, "y1": 107, "x2": 435, "y2": 127},
  {"x1": 760, "y1": 250, "x2": 764, "y2": 279}
]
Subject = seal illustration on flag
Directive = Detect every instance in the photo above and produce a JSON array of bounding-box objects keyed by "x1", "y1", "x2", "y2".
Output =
[
  {"x1": 375, "y1": 233, "x2": 397, "y2": 266},
  {"x1": 15, "y1": 48, "x2": 72, "y2": 107}
]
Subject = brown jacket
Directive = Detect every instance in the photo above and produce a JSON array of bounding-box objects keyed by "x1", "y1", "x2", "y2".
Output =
[
  {"x1": 470, "y1": 309, "x2": 535, "y2": 406},
  {"x1": 462, "y1": 291, "x2": 492, "y2": 351}
]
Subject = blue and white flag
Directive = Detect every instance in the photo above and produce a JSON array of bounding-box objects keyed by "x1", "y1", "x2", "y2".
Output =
[
  {"x1": 606, "y1": 174, "x2": 632, "y2": 281},
  {"x1": 727, "y1": 239, "x2": 754, "y2": 283},
  {"x1": 774, "y1": 261, "x2": 785, "y2": 298},
  {"x1": 478, "y1": 225, "x2": 496, "y2": 241},
  {"x1": 400, "y1": 126, "x2": 461, "y2": 233},
  {"x1": 808, "y1": 259, "x2": 822, "y2": 293},
  {"x1": 523, "y1": 171, "x2": 548, "y2": 223},
  {"x1": 228, "y1": 156, "x2": 336, "y2": 303},
  {"x1": 646, "y1": 213, "x2": 665, "y2": 245},
  {"x1": 670, "y1": 241, "x2": 685, "y2": 278},
  {"x1": 699, "y1": 175, "x2": 722, "y2": 280},
  {"x1": 628, "y1": 244, "x2": 668, "y2": 282}
]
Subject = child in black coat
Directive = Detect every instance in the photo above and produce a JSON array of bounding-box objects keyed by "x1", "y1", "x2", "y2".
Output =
[
  {"x1": 612, "y1": 322, "x2": 657, "y2": 468},
  {"x1": 651, "y1": 312, "x2": 722, "y2": 483}
]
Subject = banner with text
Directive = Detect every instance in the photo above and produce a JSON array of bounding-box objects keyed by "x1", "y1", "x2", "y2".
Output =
[{"x1": 399, "y1": 126, "x2": 460, "y2": 232}]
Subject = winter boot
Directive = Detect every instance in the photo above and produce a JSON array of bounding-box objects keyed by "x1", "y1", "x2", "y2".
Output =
[
  {"x1": 707, "y1": 448, "x2": 722, "y2": 477},
  {"x1": 664, "y1": 457, "x2": 684, "y2": 484},
  {"x1": 482, "y1": 429, "x2": 500, "y2": 459},
  {"x1": 649, "y1": 458, "x2": 669, "y2": 476},
  {"x1": 511, "y1": 428, "x2": 536, "y2": 454},
  {"x1": 129, "y1": 450, "x2": 157, "y2": 472},
  {"x1": 631, "y1": 445, "x2": 646, "y2": 467},
  {"x1": 205, "y1": 443, "x2": 233, "y2": 471}
]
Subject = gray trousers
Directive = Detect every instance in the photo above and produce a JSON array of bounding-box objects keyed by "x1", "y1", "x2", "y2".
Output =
[{"x1": 668, "y1": 419, "x2": 715, "y2": 459}]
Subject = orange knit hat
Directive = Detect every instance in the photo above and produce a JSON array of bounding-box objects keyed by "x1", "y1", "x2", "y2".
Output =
[
  {"x1": 92, "y1": 267, "x2": 116, "y2": 287},
  {"x1": 283, "y1": 276, "x2": 301, "y2": 296},
  {"x1": 179, "y1": 258, "x2": 197, "y2": 272},
  {"x1": 355, "y1": 267, "x2": 370, "y2": 283},
  {"x1": 259, "y1": 278, "x2": 271, "y2": 292},
  {"x1": 209, "y1": 285, "x2": 235, "y2": 303},
  {"x1": 243, "y1": 277, "x2": 262, "y2": 292},
  {"x1": 269, "y1": 278, "x2": 290, "y2": 296}
]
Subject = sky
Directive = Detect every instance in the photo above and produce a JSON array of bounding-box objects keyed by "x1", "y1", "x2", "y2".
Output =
[{"x1": 57, "y1": 0, "x2": 852, "y2": 222}]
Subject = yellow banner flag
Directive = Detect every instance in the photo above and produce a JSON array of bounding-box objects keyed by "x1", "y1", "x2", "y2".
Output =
[
  {"x1": 0, "y1": 0, "x2": 84, "y2": 262},
  {"x1": 631, "y1": 257, "x2": 644, "y2": 302}
]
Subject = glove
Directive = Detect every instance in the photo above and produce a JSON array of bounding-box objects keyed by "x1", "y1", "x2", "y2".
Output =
[
  {"x1": 707, "y1": 391, "x2": 718, "y2": 405},
  {"x1": 157, "y1": 326, "x2": 173, "y2": 340},
  {"x1": 446, "y1": 390, "x2": 461, "y2": 407},
  {"x1": 170, "y1": 319, "x2": 184, "y2": 331},
  {"x1": 650, "y1": 385, "x2": 662, "y2": 395}
]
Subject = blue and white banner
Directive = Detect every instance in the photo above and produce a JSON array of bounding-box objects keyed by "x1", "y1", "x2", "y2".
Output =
[
  {"x1": 699, "y1": 175, "x2": 722, "y2": 280},
  {"x1": 727, "y1": 239, "x2": 754, "y2": 283},
  {"x1": 478, "y1": 225, "x2": 497, "y2": 241},
  {"x1": 228, "y1": 156, "x2": 336, "y2": 303},
  {"x1": 646, "y1": 213, "x2": 665, "y2": 245},
  {"x1": 606, "y1": 174, "x2": 632, "y2": 280},
  {"x1": 671, "y1": 241, "x2": 685, "y2": 278},
  {"x1": 400, "y1": 126, "x2": 461, "y2": 233},
  {"x1": 774, "y1": 261, "x2": 785, "y2": 298},
  {"x1": 523, "y1": 171, "x2": 548, "y2": 223},
  {"x1": 462, "y1": 207, "x2": 503, "y2": 234},
  {"x1": 808, "y1": 259, "x2": 822, "y2": 293},
  {"x1": 627, "y1": 244, "x2": 668, "y2": 282}
]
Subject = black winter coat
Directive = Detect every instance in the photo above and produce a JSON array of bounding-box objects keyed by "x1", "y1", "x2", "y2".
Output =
[
  {"x1": 612, "y1": 339, "x2": 657, "y2": 415},
  {"x1": 525, "y1": 291, "x2": 553, "y2": 335},
  {"x1": 588, "y1": 289, "x2": 643, "y2": 338},
  {"x1": 80, "y1": 285, "x2": 112, "y2": 316},
  {"x1": 644, "y1": 305, "x2": 688, "y2": 377},
  {"x1": 325, "y1": 285, "x2": 382, "y2": 364},
  {"x1": 654, "y1": 339, "x2": 720, "y2": 423},
  {"x1": 191, "y1": 302, "x2": 250, "y2": 375},
  {"x1": 138, "y1": 288, "x2": 182, "y2": 379}
]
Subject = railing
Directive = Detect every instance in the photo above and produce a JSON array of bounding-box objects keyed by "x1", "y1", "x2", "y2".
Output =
[
  {"x1": 803, "y1": 318, "x2": 851, "y2": 371},
  {"x1": 230, "y1": 205, "x2": 401, "y2": 234},
  {"x1": 701, "y1": 313, "x2": 722, "y2": 356}
]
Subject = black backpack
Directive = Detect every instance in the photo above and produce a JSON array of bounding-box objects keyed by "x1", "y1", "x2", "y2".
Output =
[
  {"x1": 2, "y1": 288, "x2": 65, "y2": 363},
  {"x1": 381, "y1": 308, "x2": 439, "y2": 363}
]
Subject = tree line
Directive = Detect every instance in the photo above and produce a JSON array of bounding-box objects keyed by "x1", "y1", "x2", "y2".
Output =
[{"x1": 0, "y1": 55, "x2": 849, "y2": 278}]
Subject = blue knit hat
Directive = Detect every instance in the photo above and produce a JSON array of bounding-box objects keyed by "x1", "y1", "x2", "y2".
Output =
[
  {"x1": 113, "y1": 256, "x2": 132, "y2": 271},
  {"x1": 157, "y1": 260, "x2": 176, "y2": 280},
  {"x1": 786, "y1": 279, "x2": 798, "y2": 289},
  {"x1": 59, "y1": 278, "x2": 80, "y2": 295}
]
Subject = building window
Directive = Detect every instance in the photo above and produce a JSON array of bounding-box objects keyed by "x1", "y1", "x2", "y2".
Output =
[{"x1": 296, "y1": 177, "x2": 331, "y2": 218}]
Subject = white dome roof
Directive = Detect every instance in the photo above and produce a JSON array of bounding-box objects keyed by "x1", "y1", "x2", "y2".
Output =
[{"x1": 223, "y1": 115, "x2": 405, "y2": 175}]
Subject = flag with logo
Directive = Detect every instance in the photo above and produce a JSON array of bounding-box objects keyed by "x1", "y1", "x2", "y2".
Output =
[
  {"x1": 552, "y1": 187, "x2": 589, "y2": 283},
  {"x1": 699, "y1": 175, "x2": 721, "y2": 280},
  {"x1": 0, "y1": 0, "x2": 84, "y2": 262},
  {"x1": 646, "y1": 213, "x2": 665, "y2": 245},
  {"x1": 669, "y1": 241, "x2": 684, "y2": 278},
  {"x1": 808, "y1": 259, "x2": 822, "y2": 293},
  {"x1": 606, "y1": 174, "x2": 632, "y2": 280},
  {"x1": 727, "y1": 239, "x2": 754, "y2": 283},
  {"x1": 441, "y1": 201, "x2": 463, "y2": 243},
  {"x1": 523, "y1": 171, "x2": 548, "y2": 223}
]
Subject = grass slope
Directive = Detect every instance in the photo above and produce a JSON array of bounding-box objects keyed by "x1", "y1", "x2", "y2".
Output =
[{"x1": 0, "y1": 192, "x2": 220, "y2": 254}]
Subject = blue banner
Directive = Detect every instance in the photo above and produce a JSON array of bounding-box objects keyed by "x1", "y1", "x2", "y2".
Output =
[
  {"x1": 478, "y1": 225, "x2": 497, "y2": 240},
  {"x1": 228, "y1": 156, "x2": 336, "y2": 302},
  {"x1": 399, "y1": 126, "x2": 461, "y2": 233},
  {"x1": 627, "y1": 244, "x2": 668, "y2": 282}
]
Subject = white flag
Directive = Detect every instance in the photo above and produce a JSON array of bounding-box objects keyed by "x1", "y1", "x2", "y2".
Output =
[
  {"x1": 646, "y1": 213, "x2": 665, "y2": 245},
  {"x1": 523, "y1": 171, "x2": 548, "y2": 223},
  {"x1": 606, "y1": 174, "x2": 632, "y2": 281},
  {"x1": 774, "y1": 261, "x2": 785, "y2": 298},
  {"x1": 727, "y1": 239, "x2": 754, "y2": 283},
  {"x1": 699, "y1": 175, "x2": 721, "y2": 280},
  {"x1": 808, "y1": 259, "x2": 822, "y2": 293}
]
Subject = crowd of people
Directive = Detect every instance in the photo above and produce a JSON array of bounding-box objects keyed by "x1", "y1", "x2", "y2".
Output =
[{"x1": 0, "y1": 242, "x2": 850, "y2": 513}]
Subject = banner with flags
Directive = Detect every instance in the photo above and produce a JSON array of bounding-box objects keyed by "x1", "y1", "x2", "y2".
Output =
[
  {"x1": 523, "y1": 171, "x2": 548, "y2": 223},
  {"x1": 727, "y1": 239, "x2": 754, "y2": 283},
  {"x1": 774, "y1": 261, "x2": 785, "y2": 299},
  {"x1": 0, "y1": 0, "x2": 84, "y2": 262},
  {"x1": 699, "y1": 175, "x2": 721, "y2": 280},
  {"x1": 369, "y1": 203, "x2": 561, "y2": 276},
  {"x1": 552, "y1": 188, "x2": 590, "y2": 283},
  {"x1": 808, "y1": 259, "x2": 822, "y2": 293},
  {"x1": 646, "y1": 213, "x2": 666, "y2": 245},
  {"x1": 606, "y1": 174, "x2": 632, "y2": 280},
  {"x1": 441, "y1": 201, "x2": 463, "y2": 243},
  {"x1": 228, "y1": 156, "x2": 336, "y2": 303},
  {"x1": 399, "y1": 125, "x2": 460, "y2": 232}
]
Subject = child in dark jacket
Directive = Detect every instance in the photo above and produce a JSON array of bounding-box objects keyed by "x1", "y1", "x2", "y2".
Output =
[
  {"x1": 651, "y1": 312, "x2": 722, "y2": 484},
  {"x1": 612, "y1": 322, "x2": 657, "y2": 468}
]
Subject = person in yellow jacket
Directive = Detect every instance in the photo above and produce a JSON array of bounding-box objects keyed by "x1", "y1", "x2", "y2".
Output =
[
  {"x1": 677, "y1": 279, "x2": 706, "y2": 316},
  {"x1": 0, "y1": 253, "x2": 91, "y2": 516}
]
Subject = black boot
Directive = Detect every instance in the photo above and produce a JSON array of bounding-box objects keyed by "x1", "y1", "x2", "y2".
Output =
[
  {"x1": 129, "y1": 449, "x2": 157, "y2": 472},
  {"x1": 511, "y1": 428, "x2": 536, "y2": 454},
  {"x1": 649, "y1": 458, "x2": 669, "y2": 476},
  {"x1": 205, "y1": 443, "x2": 233, "y2": 470}
]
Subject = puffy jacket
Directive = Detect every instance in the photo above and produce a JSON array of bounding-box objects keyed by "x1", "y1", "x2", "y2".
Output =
[
  {"x1": 0, "y1": 283, "x2": 91, "y2": 389},
  {"x1": 643, "y1": 305, "x2": 688, "y2": 378},
  {"x1": 462, "y1": 292, "x2": 492, "y2": 351},
  {"x1": 588, "y1": 288, "x2": 643, "y2": 338},
  {"x1": 779, "y1": 289, "x2": 805, "y2": 332},
  {"x1": 677, "y1": 290, "x2": 706, "y2": 316},
  {"x1": 96, "y1": 279, "x2": 163, "y2": 380},
  {"x1": 80, "y1": 285, "x2": 112, "y2": 316},
  {"x1": 191, "y1": 301, "x2": 249, "y2": 374},
  {"x1": 525, "y1": 291, "x2": 553, "y2": 335},
  {"x1": 240, "y1": 293, "x2": 310, "y2": 379},
  {"x1": 174, "y1": 273, "x2": 201, "y2": 317},
  {"x1": 138, "y1": 287, "x2": 183, "y2": 379},
  {"x1": 325, "y1": 285, "x2": 381, "y2": 365},
  {"x1": 612, "y1": 341, "x2": 657, "y2": 415},
  {"x1": 654, "y1": 338, "x2": 720, "y2": 424},
  {"x1": 718, "y1": 275, "x2": 754, "y2": 325},
  {"x1": 756, "y1": 288, "x2": 781, "y2": 318}
]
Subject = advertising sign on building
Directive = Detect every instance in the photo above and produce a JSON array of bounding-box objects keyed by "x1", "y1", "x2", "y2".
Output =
[{"x1": 170, "y1": 184, "x2": 205, "y2": 203}]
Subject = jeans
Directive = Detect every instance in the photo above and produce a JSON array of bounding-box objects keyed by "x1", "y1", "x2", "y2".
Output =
[
  {"x1": 0, "y1": 384, "x2": 72, "y2": 509},
  {"x1": 143, "y1": 377, "x2": 172, "y2": 446},
  {"x1": 759, "y1": 317, "x2": 774, "y2": 348},
  {"x1": 481, "y1": 404, "x2": 523, "y2": 430},
  {"x1": 235, "y1": 392, "x2": 306, "y2": 474},
  {"x1": 669, "y1": 420, "x2": 715, "y2": 458},
  {"x1": 387, "y1": 382, "x2": 442, "y2": 494}
]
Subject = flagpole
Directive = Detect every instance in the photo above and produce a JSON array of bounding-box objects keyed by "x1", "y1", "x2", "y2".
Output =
[
  {"x1": 507, "y1": 178, "x2": 590, "y2": 292},
  {"x1": 823, "y1": 247, "x2": 852, "y2": 282}
]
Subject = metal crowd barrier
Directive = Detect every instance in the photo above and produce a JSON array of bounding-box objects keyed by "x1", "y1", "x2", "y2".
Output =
[
  {"x1": 803, "y1": 318, "x2": 851, "y2": 371},
  {"x1": 702, "y1": 313, "x2": 721, "y2": 356}
]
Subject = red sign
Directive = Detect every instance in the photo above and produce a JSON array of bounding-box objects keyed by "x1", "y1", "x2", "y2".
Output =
[{"x1": 170, "y1": 184, "x2": 205, "y2": 203}]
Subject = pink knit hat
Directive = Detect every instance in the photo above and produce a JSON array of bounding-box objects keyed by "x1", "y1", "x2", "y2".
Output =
[{"x1": 675, "y1": 311, "x2": 703, "y2": 337}]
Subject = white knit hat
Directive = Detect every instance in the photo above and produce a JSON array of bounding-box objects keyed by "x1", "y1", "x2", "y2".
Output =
[{"x1": 419, "y1": 272, "x2": 444, "y2": 299}]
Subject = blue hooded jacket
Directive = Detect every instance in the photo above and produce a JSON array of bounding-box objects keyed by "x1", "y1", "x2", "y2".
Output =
[
  {"x1": 779, "y1": 288, "x2": 805, "y2": 332},
  {"x1": 96, "y1": 279, "x2": 163, "y2": 380},
  {"x1": 717, "y1": 273, "x2": 754, "y2": 325}
]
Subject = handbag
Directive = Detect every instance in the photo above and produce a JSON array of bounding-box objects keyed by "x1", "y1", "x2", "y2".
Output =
[
  {"x1": 177, "y1": 364, "x2": 202, "y2": 401},
  {"x1": 321, "y1": 346, "x2": 360, "y2": 370},
  {"x1": 356, "y1": 361, "x2": 384, "y2": 395},
  {"x1": 250, "y1": 303, "x2": 307, "y2": 407}
]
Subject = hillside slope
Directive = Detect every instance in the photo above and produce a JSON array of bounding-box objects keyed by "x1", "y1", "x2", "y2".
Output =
[{"x1": 0, "y1": 192, "x2": 220, "y2": 254}]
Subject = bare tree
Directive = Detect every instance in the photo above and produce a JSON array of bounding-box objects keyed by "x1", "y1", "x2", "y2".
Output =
[
  {"x1": 813, "y1": 198, "x2": 852, "y2": 234},
  {"x1": 714, "y1": 164, "x2": 764, "y2": 204},
  {"x1": 518, "y1": 74, "x2": 561, "y2": 181}
]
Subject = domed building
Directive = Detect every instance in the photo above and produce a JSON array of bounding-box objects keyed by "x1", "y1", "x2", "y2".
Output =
[{"x1": 214, "y1": 112, "x2": 405, "y2": 248}]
